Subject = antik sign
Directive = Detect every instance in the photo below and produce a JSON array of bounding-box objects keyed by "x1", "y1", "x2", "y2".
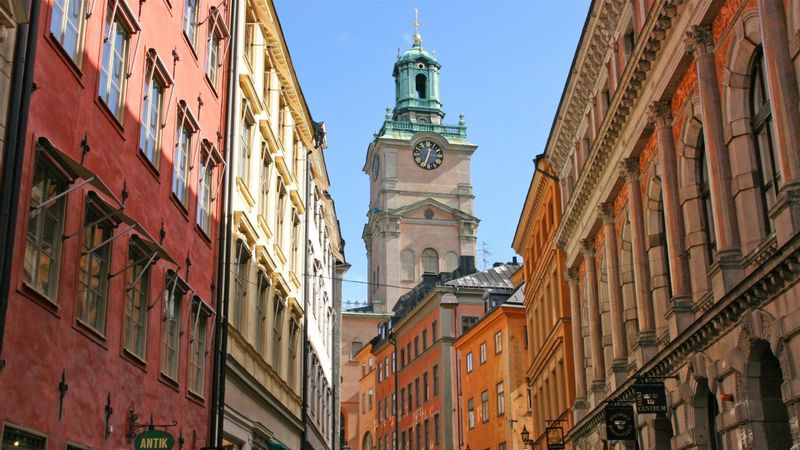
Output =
[{"x1": 134, "y1": 430, "x2": 175, "y2": 450}]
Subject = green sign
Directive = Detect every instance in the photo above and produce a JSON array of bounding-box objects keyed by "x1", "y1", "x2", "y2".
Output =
[{"x1": 134, "y1": 430, "x2": 174, "y2": 450}]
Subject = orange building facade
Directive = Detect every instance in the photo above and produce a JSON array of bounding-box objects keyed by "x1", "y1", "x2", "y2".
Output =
[
  {"x1": 512, "y1": 158, "x2": 575, "y2": 447},
  {"x1": 454, "y1": 297, "x2": 529, "y2": 450},
  {"x1": 355, "y1": 341, "x2": 377, "y2": 450}
]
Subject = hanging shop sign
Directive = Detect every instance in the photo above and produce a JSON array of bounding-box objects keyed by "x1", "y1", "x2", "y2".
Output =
[
  {"x1": 545, "y1": 426, "x2": 566, "y2": 450},
  {"x1": 633, "y1": 381, "x2": 668, "y2": 414},
  {"x1": 134, "y1": 430, "x2": 175, "y2": 450},
  {"x1": 605, "y1": 404, "x2": 636, "y2": 441}
]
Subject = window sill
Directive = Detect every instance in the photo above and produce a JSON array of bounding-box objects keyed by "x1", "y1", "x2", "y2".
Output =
[
  {"x1": 121, "y1": 347, "x2": 148, "y2": 373},
  {"x1": 136, "y1": 148, "x2": 162, "y2": 181},
  {"x1": 181, "y1": 31, "x2": 199, "y2": 61},
  {"x1": 169, "y1": 192, "x2": 190, "y2": 221},
  {"x1": 95, "y1": 96, "x2": 127, "y2": 138},
  {"x1": 195, "y1": 222, "x2": 212, "y2": 246},
  {"x1": 186, "y1": 388, "x2": 205, "y2": 406},
  {"x1": 44, "y1": 32, "x2": 85, "y2": 86},
  {"x1": 158, "y1": 372, "x2": 180, "y2": 392},
  {"x1": 73, "y1": 319, "x2": 109, "y2": 350},
  {"x1": 204, "y1": 73, "x2": 219, "y2": 98},
  {"x1": 18, "y1": 281, "x2": 61, "y2": 318}
]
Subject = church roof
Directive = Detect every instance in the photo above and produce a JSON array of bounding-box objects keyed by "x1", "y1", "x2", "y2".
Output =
[
  {"x1": 443, "y1": 263, "x2": 520, "y2": 289},
  {"x1": 396, "y1": 42, "x2": 439, "y2": 67}
]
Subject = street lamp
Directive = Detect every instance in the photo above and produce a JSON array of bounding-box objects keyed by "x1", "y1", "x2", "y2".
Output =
[{"x1": 520, "y1": 426, "x2": 531, "y2": 449}]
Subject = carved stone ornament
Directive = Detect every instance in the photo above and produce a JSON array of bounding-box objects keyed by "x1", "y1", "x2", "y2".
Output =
[
  {"x1": 619, "y1": 157, "x2": 641, "y2": 182},
  {"x1": 685, "y1": 25, "x2": 715, "y2": 58},
  {"x1": 648, "y1": 100, "x2": 673, "y2": 128},
  {"x1": 598, "y1": 202, "x2": 615, "y2": 224},
  {"x1": 580, "y1": 238, "x2": 595, "y2": 257},
  {"x1": 566, "y1": 268, "x2": 579, "y2": 285}
]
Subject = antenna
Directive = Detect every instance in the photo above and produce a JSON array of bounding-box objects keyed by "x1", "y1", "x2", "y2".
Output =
[{"x1": 480, "y1": 241, "x2": 492, "y2": 271}]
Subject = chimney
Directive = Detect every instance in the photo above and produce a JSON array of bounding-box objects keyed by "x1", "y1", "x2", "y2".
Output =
[
  {"x1": 512, "y1": 256, "x2": 518, "y2": 265},
  {"x1": 493, "y1": 262, "x2": 502, "y2": 268},
  {"x1": 421, "y1": 272, "x2": 439, "y2": 285},
  {"x1": 458, "y1": 255, "x2": 476, "y2": 274}
]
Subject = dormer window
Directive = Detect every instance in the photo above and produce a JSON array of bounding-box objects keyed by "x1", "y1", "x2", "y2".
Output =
[{"x1": 416, "y1": 74, "x2": 427, "y2": 99}]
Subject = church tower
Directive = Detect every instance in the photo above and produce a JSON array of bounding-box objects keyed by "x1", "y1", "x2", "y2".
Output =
[{"x1": 363, "y1": 13, "x2": 479, "y2": 313}]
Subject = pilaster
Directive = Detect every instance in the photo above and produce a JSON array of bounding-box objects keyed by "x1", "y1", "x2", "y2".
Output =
[{"x1": 581, "y1": 238, "x2": 606, "y2": 384}]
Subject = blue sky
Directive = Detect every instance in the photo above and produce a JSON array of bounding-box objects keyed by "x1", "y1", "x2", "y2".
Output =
[{"x1": 274, "y1": 0, "x2": 590, "y2": 306}]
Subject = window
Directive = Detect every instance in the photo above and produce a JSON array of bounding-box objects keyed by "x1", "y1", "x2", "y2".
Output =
[
  {"x1": 2, "y1": 426, "x2": 46, "y2": 449},
  {"x1": 400, "y1": 348, "x2": 405, "y2": 367},
  {"x1": 206, "y1": 22, "x2": 222, "y2": 87},
  {"x1": 161, "y1": 273, "x2": 185, "y2": 380},
  {"x1": 422, "y1": 329, "x2": 428, "y2": 350},
  {"x1": 140, "y1": 72, "x2": 164, "y2": 166},
  {"x1": 232, "y1": 241, "x2": 249, "y2": 331},
  {"x1": 172, "y1": 116, "x2": 193, "y2": 206},
  {"x1": 499, "y1": 443, "x2": 506, "y2": 450},
  {"x1": 415, "y1": 425, "x2": 421, "y2": 450},
  {"x1": 434, "y1": 414, "x2": 440, "y2": 445},
  {"x1": 259, "y1": 144, "x2": 272, "y2": 217},
  {"x1": 750, "y1": 47, "x2": 779, "y2": 233},
  {"x1": 50, "y1": 0, "x2": 86, "y2": 62},
  {"x1": 392, "y1": 392, "x2": 397, "y2": 416},
  {"x1": 467, "y1": 398, "x2": 475, "y2": 429},
  {"x1": 401, "y1": 431, "x2": 406, "y2": 450},
  {"x1": 406, "y1": 342, "x2": 412, "y2": 362},
  {"x1": 494, "y1": 331, "x2": 502, "y2": 354},
  {"x1": 351, "y1": 341, "x2": 363, "y2": 360},
  {"x1": 239, "y1": 105, "x2": 253, "y2": 184},
  {"x1": 384, "y1": 396, "x2": 389, "y2": 420},
  {"x1": 98, "y1": 5, "x2": 131, "y2": 120},
  {"x1": 496, "y1": 382, "x2": 505, "y2": 416},
  {"x1": 421, "y1": 248, "x2": 438, "y2": 273},
  {"x1": 461, "y1": 316, "x2": 478, "y2": 333},
  {"x1": 479, "y1": 342, "x2": 487, "y2": 364},
  {"x1": 288, "y1": 318, "x2": 300, "y2": 386},
  {"x1": 124, "y1": 242, "x2": 151, "y2": 358},
  {"x1": 378, "y1": 362, "x2": 383, "y2": 382},
  {"x1": 197, "y1": 147, "x2": 216, "y2": 234},
  {"x1": 414, "y1": 336, "x2": 419, "y2": 357},
  {"x1": 275, "y1": 181, "x2": 286, "y2": 245},
  {"x1": 466, "y1": 352, "x2": 473, "y2": 373},
  {"x1": 481, "y1": 390, "x2": 489, "y2": 422},
  {"x1": 77, "y1": 203, "x2": 114, "y2": 333},
  {"x1": 272, "y1": 295, "x2": 284, "y2": 369},
  {"x1": 24, "y1": 152, "x2": 67, "y2": 300},
  {"x1": 291, "y1": 211, "x2": 300, "y2": 273},
  {"x1": 698, "y1": 132, "x2": 716, "y2": 264},
  {"x1": 431, "y1": 321, "x2": 437, "y2": 343},
  {"x1": 433, "y1": 365, "x2": 439, "y2": 396},
  {"x1": 415, "y1": 73, "x2": 427, "y2": 99},
  {"x1": 255, "y1": 273, "x2": 269, "y2": 355},
  {"x1": 400, "y1": 387, "x2": 406, "y2": 414},
  {"x1": 423, "y1": 418, "x2": 430, "y2": 450},
  {"x1": 377, "y1": 399, "x2": 382, "y2": 422},
  {"x1": 401, "y1": 249, "x2": 415, "y2": 281},
  {"x1": 423, "y1": 371, "x2": 429, "y2": 402},
  {"x1": 183, "y1": 0, "x2": 198, "y2": 45},
  {"x1": 188, "y1": 301, "x2": 209, "y2": 395},
  {"x1": 392, "y1": 351, "x2": 397, "y2": 373},
  {"x1": 385, "y1": 356, "x2": 390, "y2": 378},
  {"x1": 368, "y1": 388, "x2": 373, "y2": 410},
  {"x1": 415, "y1": 377, "x2": 420, "y2": 407}
]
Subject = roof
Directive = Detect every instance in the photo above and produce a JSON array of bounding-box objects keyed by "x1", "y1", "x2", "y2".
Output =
[
  {"x1": 444, "y1": 263, "x2": 520, "y2": 289},
  {"x1": 395, "y1": 41, "x2": 440, "y2": 68}
]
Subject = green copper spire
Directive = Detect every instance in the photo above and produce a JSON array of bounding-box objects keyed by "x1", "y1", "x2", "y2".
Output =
[{"x1": 392, "y1": 9, "x2": 443, "y2": 124}]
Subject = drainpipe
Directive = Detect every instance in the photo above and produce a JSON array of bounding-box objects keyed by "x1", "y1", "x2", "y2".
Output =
[
  {"x1": 389, "y1": 333, "x2": 399, "y2": 450},
  {"x1": 209, "y1": 0, "x2": 238, "y2": 443},
  {"x1": 301, "y1": 147, "x2": 312, "y2": 449},
  {"x1": 0, "y1": 0, "x2": 40, "y2": 371}
]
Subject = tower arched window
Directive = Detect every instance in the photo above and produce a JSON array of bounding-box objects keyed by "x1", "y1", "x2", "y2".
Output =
[
  {"x1": 750, "y1": 46, "x2": 779, "y2": 233},
  {"x1": 416, "y1": 74, "x2": 427, "y2": 99},
  {"x1": 698, "y1": 131, "x2": 716, "y2": 265},
  {"x1": 401, "y1": 249, "x2": 416, "y2": 281},
  {"x1": 422, "y1": 248, "x2": 439, "y2": 274}
]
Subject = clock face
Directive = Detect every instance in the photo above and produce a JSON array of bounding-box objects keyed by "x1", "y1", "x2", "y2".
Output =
[
  {"x1": 413, "y1": 141, "x2": 443, "y2": 170},
  {"x1": 373, "y1": 155, "x2": 380, "y2": 179}
]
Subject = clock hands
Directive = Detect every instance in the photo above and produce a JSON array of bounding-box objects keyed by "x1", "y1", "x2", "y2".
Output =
[{"x1": 423, "y1": 147, "x2": 433, "y2": 167}]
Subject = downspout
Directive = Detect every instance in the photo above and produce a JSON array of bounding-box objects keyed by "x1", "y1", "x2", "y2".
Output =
[
  {"x1": 301, "y1": 147, "x2": 312, "y2": 449},
  {"x1": 0, "y1": 0, "x2": 40, "y2": 371},
  {"x1": 390, "y1": 333, "x2": 399, "y2": 450},
  {"x1": 209, "y1": 0, "x2": 238, "y2": 443}
]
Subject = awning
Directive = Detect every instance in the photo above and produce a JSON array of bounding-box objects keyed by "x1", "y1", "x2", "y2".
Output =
[{"x1": 267, "y1": 440, "x2": 288, "y2": 450}]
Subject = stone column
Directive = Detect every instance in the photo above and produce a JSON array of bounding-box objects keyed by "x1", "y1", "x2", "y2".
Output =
[
  {"x1": 566, "y1": 268, "x2": 588, "y2": 418},
  {"x1": 581, "y1": 238, "x2": 606, "y2": 403},
  {"x1": 686, "y1": 25, "x2": 743, "y2": 295},
  {"x1": 598, "y1": 203, "x2": 628, "y2": 384},
  {"x1": 619, "y1": 158, "x2": 658, "y2": 365},
  {"x1": 649, "y1": 101, "x2": 695, "y2": 336},
  {"x1": 758, "y1": 0, "x2": 800, "y2": 246}
]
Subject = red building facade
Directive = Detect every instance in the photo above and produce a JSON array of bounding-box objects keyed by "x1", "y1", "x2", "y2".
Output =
[{"x1": 0, "y1": 0, "x2": 229, "y2": 444}]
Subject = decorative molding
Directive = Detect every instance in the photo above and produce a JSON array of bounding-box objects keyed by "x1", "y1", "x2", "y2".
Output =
[
  {"x1": 619, "y1": 157, "x2": 641, "y2": 182},
  {"x1": 598, "y1": 202, "x2": 615, "y2": 224},
  {"x1": 648, "y1": 100, "x2": 672, "y2": 128},
  {"x1": 685, "y1": 25, "x2": 714, "y2": 58}
]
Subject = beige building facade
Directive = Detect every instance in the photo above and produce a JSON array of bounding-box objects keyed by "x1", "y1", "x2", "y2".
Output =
[{"x1": 539, "y1": 0, "x2": 800, "y2": 449}]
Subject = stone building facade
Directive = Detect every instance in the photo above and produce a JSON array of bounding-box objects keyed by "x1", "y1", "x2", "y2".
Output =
[
  {"x1": 221, "y1": 0, "x2": 343, "y2": 448},
  {"x1": 539, "y1": 0, "x2": 800, "y2": 448},
  {"x1": 512, "y1": 157, "x2": 575, "y2": 448}
]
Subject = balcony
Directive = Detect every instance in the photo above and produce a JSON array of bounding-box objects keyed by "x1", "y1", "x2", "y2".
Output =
[{"x1": 377, "y1": 120, "x2": 468, "y2": 143}]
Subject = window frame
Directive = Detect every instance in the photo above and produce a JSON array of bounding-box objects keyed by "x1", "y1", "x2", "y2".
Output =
[
  {"x1": 76, "y1": 198, "x2": 117, "y2": 334},
  {"x1": 161, "y1": 272, "x2": 187, "y2": 381},
  {"x1": 467, "y1": 398, "x2": 475, "y2": 429},
  {"x1": 172, "y1": 103, "x2": 199, "y2": 207},
  {"x1": 496, "y1": 381, "x2": 505, "y2": 416},
  {"x1": 187, "y1": 298, "x2": 210, "y2": 396},
  {"x1": 182, "y1": 0, "x2": 199, "y2": 47},
  {"x1": 466, "y1": 352, "x2": 473, "y2": 373},
  {"x1": 50, "y1": 0, "x2": 87, "y2": 64},
  {"x1": 494, "y1": 331, "x2": 502, "y2": 354},
  {"x1": 479, "y1": 341, "x2": 487, "y2": 364},
  {"x1": 480, "y1": 389, "x2": 489, "y2": 423},
  {"x1": 124, "y1": 239, "x2": 152, "y2": 359},
  {"x1": 139, "y1": 52, "x2": 173, "y2": 169},
  {"x1": 98, "y1": 1, "x2": 138, "y2": 122}
]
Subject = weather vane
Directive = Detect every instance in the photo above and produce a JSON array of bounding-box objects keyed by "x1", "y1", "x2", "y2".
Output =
[{"x1": 412, "y1": 8, "x2": 422, "y2": 46}]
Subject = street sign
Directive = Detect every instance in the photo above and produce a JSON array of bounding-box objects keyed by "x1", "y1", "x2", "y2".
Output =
[
  {"x1": 605, "y1": 404, "x2": 636, "y2": 441},
  {"x1": 633, "y1": 381, "x2": 668, "y2": 414},
  {"x1": 134, "y1": 430, "x2": 174, "y2": 450}
]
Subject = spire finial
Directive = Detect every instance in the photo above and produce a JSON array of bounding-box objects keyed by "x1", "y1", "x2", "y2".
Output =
[{"x1": 412, "y1": 8, "x2": 422, "y2": 46}]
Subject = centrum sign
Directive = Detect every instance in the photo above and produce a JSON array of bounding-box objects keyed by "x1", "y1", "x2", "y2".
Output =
[{"x1": 134, "y1": 430, "x2": 175, "y2": 450}]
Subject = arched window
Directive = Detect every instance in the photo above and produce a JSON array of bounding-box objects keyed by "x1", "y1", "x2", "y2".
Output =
[
  {"x1": 750, "y1": 47, "x2": 779, "y2": 233},
  {"x1": 401, "y1": 249, "x2": 415, "y2": 281},
  {"x1": 698, "y1": 131, "x2": 716, "y2": 265},
  {"x1": 445, "y1": 252, "x2": 459, "y2": 272},
  {"x1": 415, "y1": 74, "x2": 427, "y2": 99},
  {"x1": 422, "y1": 248, "x2": 439, "y2": 274}
]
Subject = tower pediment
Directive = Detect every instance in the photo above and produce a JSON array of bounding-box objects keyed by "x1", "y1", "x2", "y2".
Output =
[{"x1": 390, "y1": 198, "x2": 479, "y2": 223}]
